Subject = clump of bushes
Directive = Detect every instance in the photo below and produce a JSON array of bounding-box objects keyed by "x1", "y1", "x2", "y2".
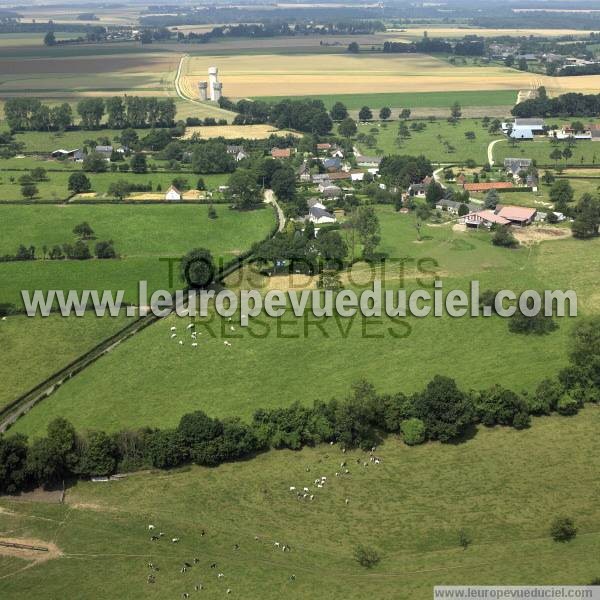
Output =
[
  {"x1": 550, "y1": 517, "x2": 577, "y2": 542},
  {"x1": 354, "y1": 545, "x2": 380, "y2": 568}
]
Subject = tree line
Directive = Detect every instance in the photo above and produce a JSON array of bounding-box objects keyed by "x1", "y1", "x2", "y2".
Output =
[
  {"x1": 382, "y1": 34, "x2": 485, "y2": 56},
  {"x1": 1, "y1": 316, "x2": 598, "y2": 494},
  {"x1": 219, "y1": 97, "x2": 333, "y2": 135},
  {"x1": 3, "y1": 97, "x2": 177, "y2": 132},
  {"x1": 512, "y1": 92, "x2": 600, "y2": 118}
]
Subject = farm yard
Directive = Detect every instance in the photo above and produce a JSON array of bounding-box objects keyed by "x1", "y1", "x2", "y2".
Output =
[{"x1": 1, "y1": 411, "x2": 600, "y2": 598}]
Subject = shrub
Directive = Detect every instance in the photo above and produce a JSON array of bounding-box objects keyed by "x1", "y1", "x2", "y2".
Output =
[
  {"x1": 354, "y1": 545, "x2": 380, "y2": 568},
  {"x1": 458, "y1": 529, "x2": 472, "y2": 549},
  {"x1": 508, "y1": 312, "x2": 557, "y2": 335},
  {"x1": 400, "y1": 418, "x2": 426, "y2": 445},
  {"x1": 550, "y1": 516, "x2": 577, "y2": 542},
  {"x1": 556, "y1": 394, "x2": 579, "y2": 416}
]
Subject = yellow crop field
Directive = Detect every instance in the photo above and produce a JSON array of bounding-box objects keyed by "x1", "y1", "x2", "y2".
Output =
[
  {"x1": 182, "y1": 124, "x2": 301, "y2": 140},
  {"x1": 182, "y1": 53, "x2": 600, "y2": 98}
]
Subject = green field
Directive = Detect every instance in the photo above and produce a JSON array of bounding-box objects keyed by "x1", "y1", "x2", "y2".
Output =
[
  {"x1": 494, "y1": 138, "x2": 600, "y2": 168},
  {"x1": 354, "y1": 118, "x2": 501, "y2": 164},
  {"x1": 2, "y1": 410, "x2": 600, "y2": 599},
  {"x1": 0, "y1": 313, "x2": 131, "y2": 409},
  {"x1": 0, "y1": 168, "x2": 228, "y2": 202},
  {"x1": 255, "y1": 90, "x2": 518, "y2": 110},
  {"x1": 10, "y1": 208, "x2": 599, "y2": 437},
  {"x1": 0, "y1": 204, "x2": 275, "y2": 306}
]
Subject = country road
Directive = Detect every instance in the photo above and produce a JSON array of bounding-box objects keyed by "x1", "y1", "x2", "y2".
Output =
[
  {"x1": 487, "y1": 138, "x2": 505, "y2": 166},
  {"x1": 264, "y1": 189, "x2": 285, "y2": 232}
]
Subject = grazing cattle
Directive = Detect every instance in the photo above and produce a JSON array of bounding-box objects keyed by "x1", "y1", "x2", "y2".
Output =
[
  {"x1": 274, "y1": 542, "x2": 280, "y2": 548},
  {"x1": 172, "y1": 537, "x2": 180, "y2": 543},
  {"x1": 317, "y1": 484, "x2": 323, "y2": 488},
  {"x1": 170, "y1": 326, "x2": 176, "y2": 331},
  {"x1": 147, "y1": 574, "x2": 155, "y2": 584},
  {"x1": 194, "y1": 585, "x2": 202, "y2": 591},
  {"x1": 210, "y1": 563, "x2": 217, "y2": 569},
  {"x1": 191, "y1": 342, "x2": 198, "y2": 347},
  {"x1": 344, "y1": 469, "x2": 349, "y2": 474},
  {"x1": 289, "y1": 486, "x2": 296, "y2": 491},
  {"x1": 374, "y1": 459, "x2": 380, "y2": 465},
  {"x1": 340, "y1": 462, "x2": 346, "y2": 467},
  {"x1": 194, "y1": 558, "x2": 199, "y2": 564},
  {"x1": 345, "y1": 498, "x2": 350, "y2": 504},
  {"x1": 151, "y1": 535, "x2": 159, "y2": 541},
  {"x1": 217, "y1": 573, "x2": 224, "y2": 579},
  {"x1": 170, "y1": 333, "x2": 177, "y2": 339},
  {"x1": 303, "y1": 493, "x2": 308, "y2": 499},
  {"x1": 148, "y1": 524, "x2": 155, "y2": 530},
  {"x1": 335, "y1": 472, "x2": 339, "y2": 477},
  {"x1": 230, "y1": 326, "x2": 235, "y2": 331},
  {"x1": 321, "y1": 476, "x2": 327, "y2": 481},
  {"x1": 304, "y1": 487, "x2": 310, "y2": 492},
  {"x1": 310, "y1": 494, "x2": 314, "y2": 500},
  {"x1": 187, "y1": 323, "x2": 194, "y2": 330},
  {"x1": 226, "y1": 589, "x2": 232, "y2": 594},
  {"x1": 342, "y1": 448, "x2": 346, "y2": 453},
  {"x1": 201, "y1": 530, "x2": 206, "y2": 536},
  {"x1": 233, "y1": 544, "x2": 239, "y2": 551},
  {"x1": 181, "y1": 567, "x2": 187, "y2": 573},
  {"x1": 290, "y1": 574, "x2": 296, "y2": 581}
]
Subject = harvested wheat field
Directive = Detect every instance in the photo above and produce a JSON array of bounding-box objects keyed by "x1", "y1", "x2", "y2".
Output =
[
  {"x1": 182, "y1": 53, "x2": 600, "y2": 98},
  {"x1": 182, "y1": 123, "x2": 300, "y2": 140}
]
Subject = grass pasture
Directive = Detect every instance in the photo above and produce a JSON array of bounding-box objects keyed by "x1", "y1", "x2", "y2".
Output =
[
  {"x1": 494, "y1": 138, "x2": 600, "y2": 168},
  {"x1": 11, "y1": 208, "x2": 599, "y2": 438},
  {"x1": 255, "y1": 90, "x2": 518, "y2": 111},
  {"x1": 354, "y1": 117, "x2": 501, "y2": 164},
  {"x1": 0, "y1": 313, "x2": 131, "y2": 410},
  {"x1": 0, "y1": 204, "x2": 275, "y2": 306},
  {"x1": 1, "y1": 410, "x2": 600, "y2": 599}
]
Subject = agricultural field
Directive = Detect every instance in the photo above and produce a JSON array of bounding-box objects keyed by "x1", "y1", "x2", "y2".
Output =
[
  {"x1": 0, "y1": 204, "x2": 275, "y2": 307},
  {"x1": 183, "y1": 52, "x2": 600, "y2": 100},
  {"x1": 0, "y1": 51, "x2": 178, "y2": 99},
  {"x1": 1, "y1": 410, "x2": 600, "y2": 599},
  {"x1": 182, "y1": 124, "x2": 300, "y2": 140},
  {"x1": 11, "y1": 207, "x2": 600, "y2": 437},
  {"x1": 0, "y1": 313, "x2": 132, "y2": 410}
]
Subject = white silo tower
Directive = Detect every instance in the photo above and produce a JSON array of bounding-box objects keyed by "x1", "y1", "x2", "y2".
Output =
[
  {"x1": 198, "y1": 81, "x2": 208, "y2": 101},
  {"x1": 208, "y1": 66, "x2": 219, "y2": 101},
  {"x1": 212, "y1": 82, "x2": 223, "y2": 102}
]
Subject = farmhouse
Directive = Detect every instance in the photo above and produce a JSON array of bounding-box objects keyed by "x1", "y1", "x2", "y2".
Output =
[
  {"x1": 308, "y1": 205, "x2": 336, "y2": 225},
  {"x1": 496, "y1": 205, "x2": 537, "y2": 226},
  {"x1": 463, "y1": 181, "x2": 514, "y2": 193},
  {"x1": 503, "y1": 118, "x2": 545, "y2": 140},
  {"x1": 408, "y1": 183, "x2": 428, "y2": 197},
  {"x1": 165, "y1": 185, "x2": 182, "y2": 201},
  {"x1": 552, "y1": 127, "x2": 592, "y2": 141}
]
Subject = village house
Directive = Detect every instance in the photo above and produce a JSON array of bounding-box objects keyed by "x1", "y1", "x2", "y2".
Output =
[
  {"x1": 307, "y1": 198, "x2": 326, "y2": 209},
  {"x1": 95, "y1": 145, "x2": 113, "y2": 159},
  {"x1": 316, "y1": 142, "x2": 332, "y2": 153},
  {"x1": 504, "y1": 158, "x2": 533, "y2": 178},
  {"x1": 325, "y1": 171, "x2": 351, "y2": 182},
  {"x1": 312, "y1": 173, "x2": 330, "y2": 184},
  {"x1": 356, "y1": 155, "x2": 382, "y2": 168},
  {"x1": 350, "y1": 171, "x2": 365, "y2": 182},
  {"x1": 318, "y1": 183, "x2": 342, "y2": 198},
  {"x1": 226, "y1": 145, "x2": 249, "y2": 161},
  {"x1": 308, "y1": 205, "x2": 336, "y2": 225},
  {"x1": 165, "y1": 185, "x2": 182, "y2": 201},
  {"x1": 297, "y1": 162, "x2": 311, "y2": 182},
  {"x1": 408, "y1": 182, "x2": 428, "y2": 198},
  {"x1": 322, "y1": 157, "x2": 342, "y2": 171}
]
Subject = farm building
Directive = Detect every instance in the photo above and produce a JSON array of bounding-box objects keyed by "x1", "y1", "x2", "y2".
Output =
[
  {"x1": 350, "y1": 171, "x2": 365, "y2": 182},
  {"x1": 271, "y1": 147, "x2": 294, "y2": 159},
  {"x1": 552, "y1": 127, "x2": 592, "y2": 141},
  {"x1": 463, "y1": 181, "x2": 514, "y2": 193},
  {"x1": 462, "y1": 210, "x2": 511, "y2": 229},
  {"x1": 496, "y1": 205, "x2": 537, "y2": 226},
  {"x1": 51, "y1": 148, "x2": 83, "y2": 161},
  {"x1": 436, "y1": 199, "x2": 479, "y2": 215},
  {"x1": 165, "y1": 186, "x2": 182, "y2": 201}
]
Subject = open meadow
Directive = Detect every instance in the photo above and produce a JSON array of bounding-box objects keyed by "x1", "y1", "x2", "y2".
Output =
[
  {"x1": 0, "y1": 204, "x2": 275, "y2": 308},
  {"x1": 1, "y1": 410, "x2": 600, "y2": 599},
  {"x1": 0, "y1": 313, "x2": 132, "y2": 410},
  {"x1": 10, "y1": 207, "x2": 600, "y2": 437}
]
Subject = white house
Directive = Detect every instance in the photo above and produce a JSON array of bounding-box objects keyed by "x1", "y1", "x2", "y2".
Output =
[
  {"x1": 165, "y1": 185, "x2": 182, "y2": 201},
  {"x1": 308, "y1": 206, "x2": 336, "y2": 225}
]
